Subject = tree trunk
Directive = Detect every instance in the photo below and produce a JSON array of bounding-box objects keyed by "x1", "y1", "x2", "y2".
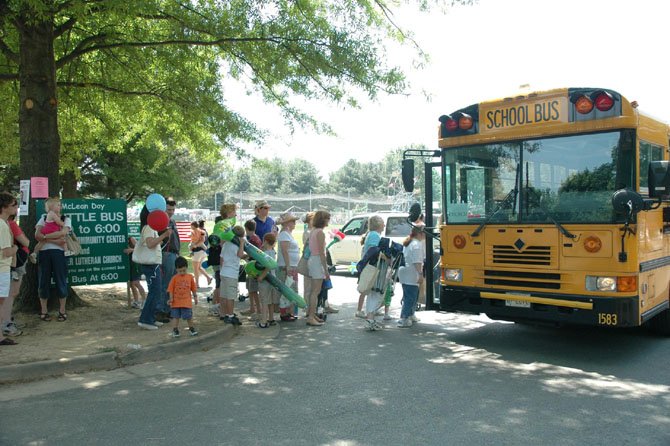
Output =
[{"x1": 15, "y1": 13, "x2": 83, "y2": 311}]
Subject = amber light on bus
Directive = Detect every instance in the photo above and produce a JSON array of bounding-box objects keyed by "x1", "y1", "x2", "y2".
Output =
[{"x1": 583, "y1": 235, "x2": 602, "y2": 253}]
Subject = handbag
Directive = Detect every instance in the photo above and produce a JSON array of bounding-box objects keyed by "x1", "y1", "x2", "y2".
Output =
[
  {"x1": 297, "y1": 256, "x2": 309, "y2": 276},
  {"x1": 357, "y1": 262, "x2": 379, "y2": 294},
  {"x1": 132, "y1": 233, "x2": 157, "y2": 265},
  {"x1": 65, "y1": 231, "x2": 82, "y2": 257}
]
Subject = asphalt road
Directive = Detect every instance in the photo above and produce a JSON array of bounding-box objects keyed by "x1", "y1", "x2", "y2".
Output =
[{"x1": 2, "y1": 272, "x2": 669, "y2": 445}]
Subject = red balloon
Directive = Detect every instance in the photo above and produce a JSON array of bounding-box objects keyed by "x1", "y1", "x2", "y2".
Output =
[{"x1": 147, "y1": 210, "x2": 169, "y2": 231}]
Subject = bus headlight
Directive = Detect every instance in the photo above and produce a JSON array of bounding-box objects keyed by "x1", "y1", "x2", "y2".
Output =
[
  {"x1": 586, "y1": 276, "x2": 617, "y2": 291},
  {"x1": 445, "y1": 268, "x2": 462, "y2": 282}
]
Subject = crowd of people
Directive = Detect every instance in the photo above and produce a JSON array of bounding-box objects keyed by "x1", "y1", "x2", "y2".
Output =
[{"x1": 0, "y1": 192, "x2": 426, "y2": 348}]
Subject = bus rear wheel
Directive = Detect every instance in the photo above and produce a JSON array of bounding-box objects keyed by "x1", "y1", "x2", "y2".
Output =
[{"x1": 649, "y1": 308, "x2": 670, "y2": 336}]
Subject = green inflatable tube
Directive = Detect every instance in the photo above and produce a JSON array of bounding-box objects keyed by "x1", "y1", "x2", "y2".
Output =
[{"x1": 244, "y1": 261, "x2": 306, "y2": 308}]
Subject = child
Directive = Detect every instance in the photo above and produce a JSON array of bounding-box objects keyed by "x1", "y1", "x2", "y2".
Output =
[
  {"x1": 124, "y1": 236, "x2": 146, "y2": 309},
  {"x1": 219, "y1": 225, "x2": 246, "y2": 325},
  {"x1": 243, "y1": 219, "x2": 262, "y2": 319},
  {"x1": 256, "y1": 232, "x2": 278, "y2": 328},
  {"x1": 29, "y1": 197, "x2": 66, "y2": 263},
  {"x1": 166, "y1": 256, "x2": 199, "y2": 338}
]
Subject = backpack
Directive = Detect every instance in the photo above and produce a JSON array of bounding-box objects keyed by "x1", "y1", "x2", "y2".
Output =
[{"x1": 207, "y1": 244, "x2": 221, "y2": 266}]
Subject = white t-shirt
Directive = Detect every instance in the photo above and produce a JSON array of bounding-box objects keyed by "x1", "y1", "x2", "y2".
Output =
[
  {"x1": 398, "y1": 239, "x2": 424, "y2": 285},
  {"x1": 220, "y1": 241, "x2": 241, "y2": 279},
  {"x1": 0, "y1": 219, "x2": 13, "y2": 272},
  {"x1": 277, "y1": 231, "x2": 300, "y2": 267},
  {"x1": 36, "y1": 214, "x2": 72, "y2": 251}
]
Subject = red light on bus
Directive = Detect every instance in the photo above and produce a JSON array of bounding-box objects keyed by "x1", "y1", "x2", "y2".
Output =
[
  {"x1": 574, "y1": 95, "x2": 594, "y2": 114},
  {"x1": 593, "y1": 92, "x2": 614, "y2": 111},
  {"x1": 445, "y1": 118, "x2": 458, "y2": 131},
  {"x1": 459, "y1": 114, "x2": 473, "y2": 130}
]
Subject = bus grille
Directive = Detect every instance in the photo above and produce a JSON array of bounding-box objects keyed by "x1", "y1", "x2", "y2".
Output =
[
  {"x1": 484, "y1": 269, "x2": 561, "y2": 290},
  {"x1": 491, "y1": 245, "x2": 552, "y2": 266}
]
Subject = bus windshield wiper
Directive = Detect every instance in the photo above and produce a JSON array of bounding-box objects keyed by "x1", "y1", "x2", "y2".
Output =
[
  {"x1": 528, "y1": 197, "x2": 577, "y2": 240},
  {"x1": 471, "y1": 186, "x2": 517, "y2": 237}
]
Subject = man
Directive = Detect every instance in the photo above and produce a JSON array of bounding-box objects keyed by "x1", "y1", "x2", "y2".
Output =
[
  {"x1": 157, "y1": 196, "x2": 181, "y2": 322},
  {"x1": 253, "y1": 199, "x2": 276, "y2": 241}
]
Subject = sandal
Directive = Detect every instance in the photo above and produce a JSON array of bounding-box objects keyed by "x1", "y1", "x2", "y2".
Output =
[
  {"x1": 57, "y1": 312, "x2": 68, "y2": 322},
  {"x1": 39, "y1": 313, "x2": 51, "y2": 322}
]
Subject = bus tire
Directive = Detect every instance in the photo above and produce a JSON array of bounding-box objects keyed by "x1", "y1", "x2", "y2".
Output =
[{"x1": 649, "y1": 308, "x2": 670, "y2": 336}]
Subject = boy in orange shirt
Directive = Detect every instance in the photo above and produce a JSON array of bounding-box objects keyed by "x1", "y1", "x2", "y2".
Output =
[{"x1": 167, "y1": 256, "x2": 199, "y2": 338}]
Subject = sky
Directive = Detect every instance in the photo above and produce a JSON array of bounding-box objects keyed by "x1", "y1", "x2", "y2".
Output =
[{"x1": 227, "y1": 0, "x2": 669, "y2": 180}]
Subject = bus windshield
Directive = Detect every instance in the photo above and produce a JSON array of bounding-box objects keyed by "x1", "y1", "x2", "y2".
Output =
[{"x1": 444, "y1": 130, "x2": 635, "y2": 224}]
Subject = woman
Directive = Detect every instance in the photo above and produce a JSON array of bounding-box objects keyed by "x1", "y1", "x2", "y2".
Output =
[
  {"x1": 189, "y1": 221, "x2": 212, "y2": 288},
  {"x1": 3, "y1": 213, "x2": 29, "y2": 336},
  {"x1": 355, "y1": 215, "x2": 385, "y2": 318},
  {"x1": 299, "y1": 212, "x2": 315, "y2": 316},
  {"x1": 0, "y1": 192, "x2": 19, "y2": 345},
  {"x1": 35, "y1": 197, "x2": 71, "y2": 322},
  {"x1": 397, "y1": 225, "x2": 426, "y2": 328},
  {"x1": 306, "y1": 210, "x2": 330, "y2": 326},
  {"x1": 276, "y1": 212, "x2": 301, "y2": 321},
  {"x1": 136, "y1": 206, "x2": 173, "y2": 330}
]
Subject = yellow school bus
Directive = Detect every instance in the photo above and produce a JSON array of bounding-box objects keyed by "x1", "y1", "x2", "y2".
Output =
[{"x1": 408, "y1": 87, "x2": 670, "y2": 334}]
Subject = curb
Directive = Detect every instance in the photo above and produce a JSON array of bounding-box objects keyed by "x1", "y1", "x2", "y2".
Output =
[{"x1": 0, "y1": 325, "x2": 236, "y2": 385}]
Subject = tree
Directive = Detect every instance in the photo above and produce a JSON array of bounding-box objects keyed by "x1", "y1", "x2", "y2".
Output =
[{"x1": 0, "y1": 0, "x2": 463, "y2": 309}]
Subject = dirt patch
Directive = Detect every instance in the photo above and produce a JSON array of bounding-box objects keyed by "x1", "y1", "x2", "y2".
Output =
[{"x1": 0, "y1": 283, "x2": 235, "y2": 367}]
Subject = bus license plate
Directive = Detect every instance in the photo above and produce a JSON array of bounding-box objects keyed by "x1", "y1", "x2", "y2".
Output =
[{"x1": 505, "y1": 299, "x2": 531, "y2": 308}]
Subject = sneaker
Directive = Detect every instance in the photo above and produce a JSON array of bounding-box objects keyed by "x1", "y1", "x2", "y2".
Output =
[
  {"x1": 230, "y1": 316, "x2": 242, "y2": 326},
  {"x1": 255, "y1": 321, "x2": 269, "y2": 329},
  {"x1": 131, "y1": 301, "x2": 142, "y2": 309},
  {"x1": 397, "y1": 318, "x2": 412, "y2": 328},
  {"x1": 208, "y1": 305, "x2": 220, "y2": 317},
  {"x1": 138, "y1": 322, "x2": 158, "y2": 330},
  {"x1": 153, "y1": 321, "x2": 164, "y2": 327},
  {"x1": 268, "y1": 319, "x2": 277, "y2": 326},
  {"x1": 220, "y1": 315, "x2": 231, "y2": 323},
  {"x1": 410, "y1": 314, "x2": 420, "y2": 322},
  {"x1": 171, "y1": 328, "x2": 180, "y2": 338},
  {"x1": 383, "y1": 314, "x2": 393, "y2": 321},
  {"x1": 2, "y1": 322, "x2": 22, "y2": 337},
  {"x1": 189, "y1": 327, "x2": 198, "y2": 336},
  {"x1": 366, "y1": 319, "x2": 379, "y2": 331},
  {"x1": 355, "y1": 310, "x2": 366, "y2": 318}
]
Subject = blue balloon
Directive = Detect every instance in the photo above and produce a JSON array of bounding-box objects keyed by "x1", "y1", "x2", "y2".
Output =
[
  {"x1": 146, "y1": 193, "x2": 166, "y2": 212},
  {"x1": 202, "y1": 261, "x2": 209, "y2": 269}
]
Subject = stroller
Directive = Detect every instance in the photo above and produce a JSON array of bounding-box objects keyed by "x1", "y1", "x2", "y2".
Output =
[{"x1": 364, "y1": 238, "x2": 404, "y2": 331}]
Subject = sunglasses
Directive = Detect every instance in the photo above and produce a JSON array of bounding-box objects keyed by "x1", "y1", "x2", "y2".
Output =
[{"x1": 166, "y1": 200, "x2": 176, "y2": 206}]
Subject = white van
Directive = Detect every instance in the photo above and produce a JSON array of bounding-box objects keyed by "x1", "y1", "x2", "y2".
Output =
[{"x1": 328, "y1": 212, "x2": 411, "y2": 267}]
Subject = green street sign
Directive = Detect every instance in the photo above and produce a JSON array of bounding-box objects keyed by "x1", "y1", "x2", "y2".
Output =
[{"x1": 37, "y1": 199, "x2": 129, "y2": 285}]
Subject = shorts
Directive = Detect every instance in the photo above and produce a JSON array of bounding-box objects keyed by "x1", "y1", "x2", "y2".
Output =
[
  {"x1": 259, "y1": 280, "x2": 279, "y2": 305},
  {"x1": 191, "y1": 250, "x2": 207, "y2": 262},
  {"x1": 220, "y1": 276, "x2": 239, "y2": 300},
  {"x1": 277, "y1": 268, "x2": 298, "y2": 293},
  {"x1": 11, "y1": 263, "x2": 27, "y2": 280},
  {"x1": 0, "y1": 271, "x2": 10, "y2": 298},
  {"x1": 170, "y1": 307, "x2": 193, "y2": 320},
  {"x1": 307, "y1": 256, "x2": 326, "y2": 279},
  {"x1": 129, "y1": 262, "x2": 142, "y2": 281},
  {"x1": 246, "y1": 276, "x2": 259, "y2": 293}
]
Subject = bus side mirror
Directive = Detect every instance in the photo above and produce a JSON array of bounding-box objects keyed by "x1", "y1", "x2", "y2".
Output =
[
  {"x1": 648, "y1": 160, "x2": 670, "y2": 198},
  {"x1": 612, "y1": 189, "x2": 646, "y2": 215},
  {"x1": 401, "y1": 159, "x2": 415, "y2": 193}
]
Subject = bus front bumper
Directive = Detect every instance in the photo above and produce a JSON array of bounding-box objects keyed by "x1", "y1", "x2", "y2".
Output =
[{"x1": 440, "y1": 286, "x2": 639, "y2": 328}]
